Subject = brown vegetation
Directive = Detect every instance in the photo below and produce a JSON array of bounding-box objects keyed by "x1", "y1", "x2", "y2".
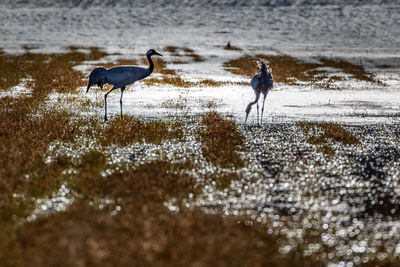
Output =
[
  {"x1": 198, "y1": 99, "x2": 220, "y2": 109},
  {"x1": 197, "y1": 79, "x2": 227, "y2": 87},
  {"x1": 143, "y1": 76, "x2": 194, "y2": 87},
  {"x1": 197, "y1": 112, "x2": 245, "y2": 168},
  {"x1": 211, "y1": 172, "x2": 240, "y2": 190},
  {"x1": 0, "y1": 47, "x2": 345, "y2": 266},
  {"x1": 1, "y1": 200, "x2": 307, "y2": 266},
  {"x1": 101, "y1": 116, "x2": 184, "y2": 146},
  {"x1": 143, "y1": 77, "x2": 230, "y2": 88},
  {"x1": 319, "y1": 57, "x2": 377, "y2": 83},
  {"x1": 161, "y1": 95, "x2": 189, "y2": 110},
  {"x1": 224, "y1": 54, "x2": 380, "y2": 88},
  {"x1": 223, "y1": 55, "x2": 259, "y2": 78},
  {"x1": 141, "y1": 56, "x2": 176, "y2": 75},
  {"x1": 0, "y1": 48, "x2": 109, "y2": 236},
  {"x1": 101, "y1": 59, "x2": 138, "y2": 69},
  {"x1": 164, "y1": 46, "x2": 204, "y2": 62},
  {"x1": 297, "y1": 122, "x2": 360, "y2": 156}
]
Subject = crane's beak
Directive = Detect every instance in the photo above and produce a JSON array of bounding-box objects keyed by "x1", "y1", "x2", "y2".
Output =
[{"x1": 155, "y1": 52, "x2": 163, "y2": 57}]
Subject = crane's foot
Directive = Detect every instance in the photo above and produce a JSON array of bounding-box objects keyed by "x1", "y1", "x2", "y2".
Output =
[{"x1": 104, "y1": 116, "x2": 108, "y2": 122}]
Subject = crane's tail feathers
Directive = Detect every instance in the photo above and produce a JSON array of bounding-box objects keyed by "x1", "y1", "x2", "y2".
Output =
[{"x1": 86, "y1": 67, "x2": 107, "y2": 94}]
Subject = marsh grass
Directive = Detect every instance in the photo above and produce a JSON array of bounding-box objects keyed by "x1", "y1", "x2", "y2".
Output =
[
  {"x1": 1, "y1": 199, "x2": 307, "y2": 266},
  {"x1": 297, "y1": 122, "x2": 360, "y2": 156},
  {"x1": 197, "y1": 79, "x2": 228, "y2": 87},
  {"x1": 197, "y1": 112, "x2": 245, "y2": 168},
  {"x1": 140, "y1": 47, "x2": 208, "y2": 87},
  {"x1": 211, "y1": 172, "x2": 240, "y2": 190},
  {"x1": 144, "y1": 77, "x2": 230, "y2": 88},
  {"x1": 164, "y1": 46, "x2": 204, "y2": 62},
  {"x1": 0, "y1": 103, "x2": 78, "y2": 227},
  {"x1": 0, "y1": 47, "x2": 109, "y2": 230},
  {"x1": 0, "y1": 51, "x2": 23, "y2": 90},
  {"x1": 0, "y1": 47, "x2": 108, "y2": 95},
  {"x1": 143, "y1": 76, "x2": 194, "y2": 87},
  {"x1": 164, "y1": 46, "x2": 179, "y2": 53},
  {"x1": 224, "y1": 54, "x2": 380, "y2": 88},
  {"x1": 0, "y1": 47, "x2": 326, "y2": 266},
  {"x1": 161, "y1": 95, "x2": 189, "y2": 110},
  {"x1": 319, "y1": 57, "x2": 378, "y2": 83},
  {"x1": 101, "y1": 59, "x2": 138, "y2": 69},
  {"x1": 188, "y1": 53, "x2": 204, "y2": 62},
  {"x1": 141, "y1": 57, "x2": 177, "y2": 75},
  {"x1": 223, "y1": 55, "x2": 258, "y2": 78},
  {"x1": 197, "y1": 99, "x2": 220, "y2": 109},
  {"x1": 2, "y1": 136, "x2": 308, "y2": 266},
  {"x1": 101, "y1": 116, "x2": 184, "y2": 146},
  {"x1": 256, "y1": 54, "x2": 323, "y2": 84}
]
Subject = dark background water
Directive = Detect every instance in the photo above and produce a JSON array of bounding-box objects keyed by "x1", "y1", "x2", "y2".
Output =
[
  {"x1": 2, "y1": 0, "x2": 399, "y2": 8},
  {"x1": 1, "y1": 0, "x2": 399, "y2": 56}
]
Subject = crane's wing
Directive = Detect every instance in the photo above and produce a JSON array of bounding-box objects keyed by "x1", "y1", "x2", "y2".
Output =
[
  {"x1": 265, "y1": 75, "x2": 273, "y2": 89},
  {"x1": 106, "y1": 66, "x2": 150, "y2": 88},
  {"x1": 251, "y1": 74, "x2": 260, "y2": 90}
]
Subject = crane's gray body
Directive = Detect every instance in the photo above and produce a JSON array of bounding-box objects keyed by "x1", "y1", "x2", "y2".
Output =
[
  {"x1": 245, "y1": 61, "x2": 273, "y2": 125},
  {"x1": 103, "y1": 66, "x2": 151, "y2": 89},
  {"x1": 86, "y1": 49, "x2": 162, "y2": 121}
]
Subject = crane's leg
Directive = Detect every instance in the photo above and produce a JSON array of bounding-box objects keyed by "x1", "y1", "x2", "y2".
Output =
[
  {"x1": 120, "y1": 87, "x2": 125, "y2": 119},
  {"x1": 104, "y1": 86, "x2": 118, "y2": 122},
  {"x1": 257, "y1": 102, "x2": 259, "y2": 126},
  {"x1": 260, "y1": 92, "x2": 268, "y2": 125},
  {"x1": 245, "y1": 91, "x2": 260, "y2": 125}
]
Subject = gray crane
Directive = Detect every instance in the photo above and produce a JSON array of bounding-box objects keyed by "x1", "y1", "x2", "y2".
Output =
[
  {"x1": 245, "y1": 59, "x2": 273, "y2": 125},
  {"x1": 86, "y1": 49, "x2": 162, "y2": 122}
]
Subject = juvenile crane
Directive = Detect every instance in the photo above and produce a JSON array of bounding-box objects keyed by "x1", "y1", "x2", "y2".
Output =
[
  {"x1": 86, "y1": 49, "x2": 162, "y2": 121},
  {"x1": 245, "y1": 59, "x2": 273, "y2": 125}
]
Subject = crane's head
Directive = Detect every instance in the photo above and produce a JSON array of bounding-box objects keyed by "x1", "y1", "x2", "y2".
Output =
[
  {"x1": 146, "y1": 49, "x2": 163, "y2": 57},
  {"x1": 253, "y1": 58, "x2": 272, "y2": 73}
]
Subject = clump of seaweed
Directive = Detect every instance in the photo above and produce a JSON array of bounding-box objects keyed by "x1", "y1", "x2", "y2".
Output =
[{"x1": 197, "y1": 112, "x2": 245, "y2": 168}]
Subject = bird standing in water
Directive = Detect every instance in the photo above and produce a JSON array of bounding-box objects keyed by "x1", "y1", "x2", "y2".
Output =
[
  {"x1": 86, "y1": 49, "x2": 162, "y2": 122},
  {"x1": 245, "y1": 59, "x2": 273, "y2": 125}
]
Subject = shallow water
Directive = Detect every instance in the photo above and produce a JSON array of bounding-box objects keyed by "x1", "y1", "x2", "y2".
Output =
[
  {"x1": 1, "y1": 1, "x2": 400, "y2": 56},
  {"x1": 2, "y1": 1, "x2": 400, "y2": 265}
]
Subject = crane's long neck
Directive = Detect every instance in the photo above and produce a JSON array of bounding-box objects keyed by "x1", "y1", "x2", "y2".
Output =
[{"x1": 147, "y1": 54, "x2": 154, "y2": 73}]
